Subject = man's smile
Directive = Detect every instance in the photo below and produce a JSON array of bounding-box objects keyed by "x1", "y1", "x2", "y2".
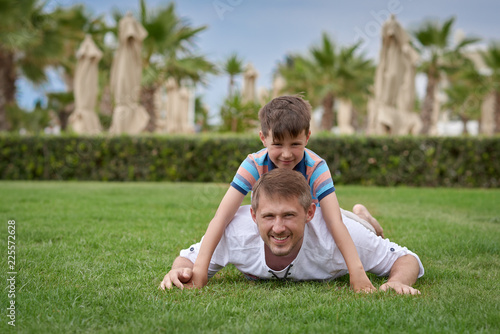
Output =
[{"x1": 271, "y1": 235, "x2": 290, "y2": 242}]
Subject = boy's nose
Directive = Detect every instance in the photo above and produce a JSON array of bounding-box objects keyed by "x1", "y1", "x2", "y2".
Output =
[{"x1": 281, "y1": 148, "x2": 292, "y2": 158}]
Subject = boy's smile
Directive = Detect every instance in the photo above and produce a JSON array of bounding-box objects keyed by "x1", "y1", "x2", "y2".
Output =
[{"x1": 259, "y1": 130, "x2": 311, "y2": 170}]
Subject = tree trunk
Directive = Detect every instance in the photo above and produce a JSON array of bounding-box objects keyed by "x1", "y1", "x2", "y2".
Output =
[
  {"x1": 420, "y1": 67, "x2": 437, "y2": 135},
  {"x1": 495, "y1": 90, "x2": 500, "y2": 134},
  {"x1": 0, "y1": 47, "x2": 17, "y2": 131},
  {"x1": 58, "y1": 102, "x2": 74, "y2": 131},
  {"x1": 459, "y1": 114, "x2": 469, "y2": 135},
  {"x1": 351, "y1": 106, "x2": 359, "y2": 132},
  {"x1": 140, "y1": 84, "x2": 158, "y2": 132},
  {"x1": 229, "y1": 75, "x2": 235, "y2": 98},
  {"x1": 320, "y1": 91, "x2": 335, "y2": 131},
  {"x1": 231, "y1": 117, "x2": 238, "y2": 132}
]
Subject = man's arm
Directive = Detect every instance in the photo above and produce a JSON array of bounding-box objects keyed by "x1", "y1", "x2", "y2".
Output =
[
  {"x1": 380, "y1": 254, "x2": 421, "y2": 295},
  {"x1": 160, "y1": 256, "x2": 195, "y2": 290}
]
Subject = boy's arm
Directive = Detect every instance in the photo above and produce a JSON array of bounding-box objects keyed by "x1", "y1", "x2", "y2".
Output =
[
  {"x1": 191, "y1": 186, "x2": 245, "y2": 288},
  {"x1": 319, "y1": 192, "x2": 376, "y2": 292}
]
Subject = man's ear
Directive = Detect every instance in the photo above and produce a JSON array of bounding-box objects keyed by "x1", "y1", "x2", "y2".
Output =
[
  {"x1": 250, "y1": 206, "x2": 258, "y2": 223},
  {"x1": 306, "y1": 203, "x2": 316, "y2": 223}
]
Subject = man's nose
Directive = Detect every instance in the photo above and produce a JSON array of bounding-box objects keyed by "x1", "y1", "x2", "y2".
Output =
[{"x1": 272, "y1": 219, "x2": 286, "y2": 234}]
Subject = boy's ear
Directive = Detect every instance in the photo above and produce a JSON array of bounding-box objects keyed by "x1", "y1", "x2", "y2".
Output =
[
  {"x1": 259, "y1": 131, "x2": 267, "y2": 145},
  {"x1": 306, "y1": 130, "x2": 311, "y2": 142}
]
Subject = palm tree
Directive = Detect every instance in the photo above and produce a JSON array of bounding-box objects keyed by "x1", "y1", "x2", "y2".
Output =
[
  {"x1": 335, "y1": 45, "x2": 375, "y2": 132},
  {"x1": 278, "y1": 33, "x2": 374, "y2": 131},
  {"x1": 443, "y1": 58, "x2": 484, "y2": 135},
  {"x1": 411, "y1": 17, "x2": 480, "y2": 134},
  {"x1": 0, "y1": 0, "x2": 104, "y2": 131},
  {"x1": 50, "y1": 5, "x2": 108, "y2": 91},
  {"x1": 219, "y1": 93, "x2": 259, "y2": 132},
  {"x1": 480, "y1": 42, "x2": 500, "y2": 133},
  {"x1": 137, "y1": 0, "x2": 217, "y2": 131},
  {"x1": 222, "y1": 53, "x2": 244, "y2": 98},
  {"x1": 0, "y1": 0, "x2": 53, "y2": 131},
  {"x1": 277, "y1": 54, "x2": 317, "y2": 103}
]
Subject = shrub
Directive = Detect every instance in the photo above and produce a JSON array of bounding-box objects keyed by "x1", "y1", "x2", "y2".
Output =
[{"x1": 1, "y1": 134, "x2": 498, "y2": 187}]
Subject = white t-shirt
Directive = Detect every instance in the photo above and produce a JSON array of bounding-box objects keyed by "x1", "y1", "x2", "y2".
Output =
[{"x1": 180, "y1": 205, "x2": 424, "y2": 281}]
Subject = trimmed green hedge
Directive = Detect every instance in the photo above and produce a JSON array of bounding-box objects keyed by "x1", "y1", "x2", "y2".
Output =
[{"x1": 1, "y1": 134, "x2": 499, "y2": 187}]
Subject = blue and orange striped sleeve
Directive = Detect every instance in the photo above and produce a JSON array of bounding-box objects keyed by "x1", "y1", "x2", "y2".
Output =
[
  {"x1": 230, "y1": 149, "x2": 269, "y2": 195},
  {"x1": 305, "y1": 149, "x2": 335, "y2": 202}
]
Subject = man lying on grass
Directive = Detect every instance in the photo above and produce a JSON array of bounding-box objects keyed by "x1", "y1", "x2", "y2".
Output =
[{"x1": 160, "y1": 168, "x2": 424, "y2": 294}]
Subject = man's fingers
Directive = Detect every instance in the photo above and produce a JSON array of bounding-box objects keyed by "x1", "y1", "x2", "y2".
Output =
[
  {"x1": 180, "y1": 268, "x2": 193, "y2": 282},
  {"x1": 171, "y1": 273, "x2": 185, "y2": 290},
  {"x1": 159, "y1": 272, "x2": 186, "y2": 290},
  {"x1": 380, "y1": 282, "x2": 421, "y2": 295},
  {"x1": 365, "y1": 286, "x2": 377, "y2": 293}
]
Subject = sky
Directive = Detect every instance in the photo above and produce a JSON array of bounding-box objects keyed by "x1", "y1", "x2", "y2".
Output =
[{"x1": 16, "y1": 0, "x2": 500, "y2": 120}]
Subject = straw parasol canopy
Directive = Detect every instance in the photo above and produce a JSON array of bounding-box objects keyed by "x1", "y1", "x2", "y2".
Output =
[
  {"x1": 368, "y1": 14, "x2": 420, "y2": 135},
  {"x1": 272, "y1": 75, "x2": 286, "y2": 98},
  {"x1": 68, "y1": 35, "x2": 103, "y2": 134},
  {"x1": 337, "y1": 99, "x2": 355, "y2": 134},
  {"x1": 242, "y1": 63, "x2": 258, "y2": 103},
  {"x1": 481, "y1": 92, "x2": 495, "y2": 135},
  {"x1": 109, "y1": 13, "x2": 149, "y2": 135},
  {"x1": 165, "y1": 77, "x2": 179, "y2": 133}
]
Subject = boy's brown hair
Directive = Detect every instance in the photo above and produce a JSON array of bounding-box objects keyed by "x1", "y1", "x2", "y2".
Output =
[
  {"x1": 251, "y1": 168, "x2": 312, "y2": 213},
  {"x1": 258, "y1": 95, "x2": 312, "y2": 141}
]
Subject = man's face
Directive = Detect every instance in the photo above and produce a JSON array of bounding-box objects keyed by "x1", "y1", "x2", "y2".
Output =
[
  {"x1": 259, "y1": 130, "x2": 310, "y2": 169},
  {"x1": 251, "y1": 193, "x2": 316, "y2": 257}
]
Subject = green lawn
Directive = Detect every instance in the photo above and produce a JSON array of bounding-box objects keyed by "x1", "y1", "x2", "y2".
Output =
[{"x1": 1, "y1": 181, "x2": 499, "y2": 333}]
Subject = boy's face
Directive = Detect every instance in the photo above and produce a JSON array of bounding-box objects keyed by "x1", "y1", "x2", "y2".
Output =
[{"x1": 259, "y1": 130, "x2": 311, "y2": 169}]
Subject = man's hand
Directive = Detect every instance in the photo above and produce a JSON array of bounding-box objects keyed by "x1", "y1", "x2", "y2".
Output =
[
  {"x1": 350, "y1": 274, "x2": 377, "y2": 293},
  {"x1": 160, "y1": 268, "x2": 196, "y2": 290},
  {"x1": 160, "y1": 256, "x2": 201, "y2": 290},
  {"x1": 379, "y1": 255, "x2": 421, "y2": 295},
  {"x1": 380, "y1": 281, "x2": 421, "y2": 295}
]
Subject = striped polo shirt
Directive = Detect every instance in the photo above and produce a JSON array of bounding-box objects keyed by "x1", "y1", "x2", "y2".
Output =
[{"x1": 230, "y1": 148, "x2": 335, "y2": 205}]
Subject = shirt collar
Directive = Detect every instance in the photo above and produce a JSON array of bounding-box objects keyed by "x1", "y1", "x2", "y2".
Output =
[{"x1": 266, "y1": 151, "x2": 307, "y2": 175}]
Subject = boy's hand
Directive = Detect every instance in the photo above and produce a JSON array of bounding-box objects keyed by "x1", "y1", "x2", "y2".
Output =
[
  {"x1": 191, "y1": 267, "x2": 208, "y2": 289},
  {"x1": 350, "y1": 274, "x2": 377, "y2": 293}
]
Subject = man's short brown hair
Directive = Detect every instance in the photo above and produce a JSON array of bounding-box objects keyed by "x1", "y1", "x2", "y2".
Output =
[
  {"x1": 251, "y1": 168, "x2": 312, "y2": 213},
  {"x1": 258, "y1": 95, "x2": 312, "y2": 141}
]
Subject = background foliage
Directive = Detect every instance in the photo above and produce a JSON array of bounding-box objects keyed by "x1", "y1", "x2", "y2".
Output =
[{"x1": 1, "y1": 135, "x2": 498, "y2": 187}]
